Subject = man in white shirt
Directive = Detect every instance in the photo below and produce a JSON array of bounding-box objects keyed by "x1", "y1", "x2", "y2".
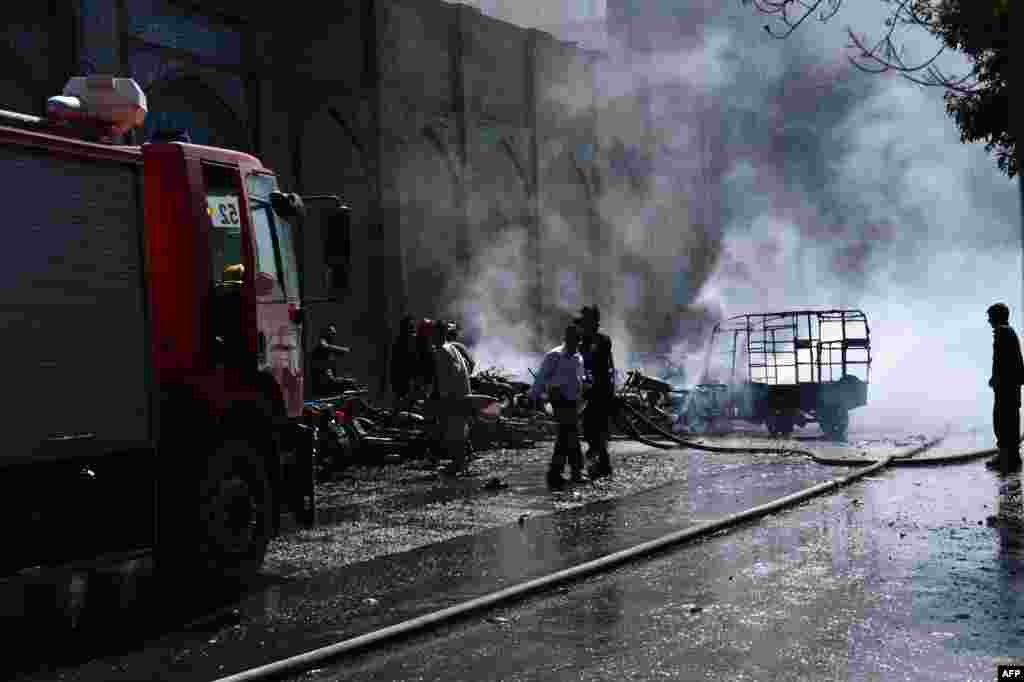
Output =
[{"x1": 528, "y1": 323, "x2": 587, "y2": 488}]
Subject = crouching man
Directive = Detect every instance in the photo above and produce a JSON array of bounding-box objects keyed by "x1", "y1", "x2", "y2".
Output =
[{"x1": 431, "y1": 319, "x2": 473, "y2": 475}]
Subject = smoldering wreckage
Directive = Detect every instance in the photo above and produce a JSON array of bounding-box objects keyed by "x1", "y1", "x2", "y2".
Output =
[{"x1": 310, "y1": 308, "x2": 873, "y2": 482}]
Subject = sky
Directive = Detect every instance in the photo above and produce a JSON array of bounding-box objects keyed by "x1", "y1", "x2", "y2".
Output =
[{"x1": 456, "y1": 0, "x2": 1020, "y2": 435}]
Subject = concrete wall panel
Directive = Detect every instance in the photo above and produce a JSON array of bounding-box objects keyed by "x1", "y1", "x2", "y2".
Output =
[
  {"x1": 460, "y1": 11, "x2": 527, "y2": 124},
  {"x1": 379, "y1": 0, "x2": 453, "y2": 114}
]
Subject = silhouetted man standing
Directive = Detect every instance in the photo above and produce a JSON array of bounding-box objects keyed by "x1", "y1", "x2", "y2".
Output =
[
  {"x1": 577, "y1": 306, "x2": 616, "y2": 479},
  {"x1": 987, "y1": 302, "x2": 1024, "y2": 471}
]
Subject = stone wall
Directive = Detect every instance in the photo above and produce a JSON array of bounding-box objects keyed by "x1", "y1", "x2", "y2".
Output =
[{"x1": 0, "y1": 0, "x2": 613, "y2": 398}]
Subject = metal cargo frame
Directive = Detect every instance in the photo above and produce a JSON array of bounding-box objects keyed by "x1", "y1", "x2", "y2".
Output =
[{"x1": 699, "y1": 309, "x2": 872, "y2": 439}]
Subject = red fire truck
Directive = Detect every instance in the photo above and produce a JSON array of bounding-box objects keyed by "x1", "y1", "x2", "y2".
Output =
[{"x1": 0, "y1": 76, "x2": 320, "y2": 583}]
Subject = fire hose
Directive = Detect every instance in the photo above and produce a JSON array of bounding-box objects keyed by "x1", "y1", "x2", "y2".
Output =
[
  {"x1": 614, "y1": 401, "x2": 810, "y2": 455},
  {"x1": 210, "y1": 391, "x2": 1003, "y2": 682},
  {"x1": 211, "y1": 426, "x2": 970, "y2": 682},
  {"x1": 612, "y1": 401, "x2": 985, "y2": 468},
  {"x1": 208, "y1": 400, "x2": 1015, "y2": 682}
]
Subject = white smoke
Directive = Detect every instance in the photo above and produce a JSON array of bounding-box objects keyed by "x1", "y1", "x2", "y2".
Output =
[{"x1": 447, "y1": 1, "x2": 1018, "y2": 438}]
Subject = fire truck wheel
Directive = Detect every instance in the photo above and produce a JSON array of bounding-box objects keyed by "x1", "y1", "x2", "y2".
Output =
[{"x1": 196, "y1": 433, "x2": 274, "y2": 582}]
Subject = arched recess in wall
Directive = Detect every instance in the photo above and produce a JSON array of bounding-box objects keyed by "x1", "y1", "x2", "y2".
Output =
[
  {"x1": 400, "y1": 125, "x2": 459, "y2": 319},
  {"x1": 0, "y1": 39, "x2": 42, "y2": 114},
  {"x1": 141, "y1": 75, "x2": 248, "y2": 150},
  {"x1": 463, "y1": 127, "x2": 533, "y2": 330},
  {"x1": 468, "y1": 126, "x2": 530, "y2": 250},
  {"x1": 298, "y1": 101, "x2": 372, "y2": 361}
]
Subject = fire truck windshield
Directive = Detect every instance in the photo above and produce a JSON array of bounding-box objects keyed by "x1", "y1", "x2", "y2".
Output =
[{"x1": 246, "y1": 173, "x2": 299, "y2": 301}]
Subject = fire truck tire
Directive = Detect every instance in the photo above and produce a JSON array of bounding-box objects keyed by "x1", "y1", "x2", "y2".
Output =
[{"x1": 195, "y1": 430, "x2": 274, "y2": 582}]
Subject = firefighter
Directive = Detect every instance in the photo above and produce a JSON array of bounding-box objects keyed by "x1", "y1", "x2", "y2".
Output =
[
  {"x1": 311, "y1": 323, "x2": 354, "y2": 397},
  {"x1": 576, "y1": 305, "x2": 616, "y2": 479},
  {"x1": 528, "y1": 322, "x2": 586, "y2": 488},
  {"x1": 987, "y1": 302, "x2": 1024, "y2": 471},
  {"x1": 430, "y1": 319, "x2": 472, "y2": 475}
]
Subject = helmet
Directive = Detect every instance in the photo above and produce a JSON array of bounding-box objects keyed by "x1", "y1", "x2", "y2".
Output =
[
  {"x1": 223, "y1": 263, "x2": 244, "y2": 283},
  {"x1": 416, "y1": 318, "x2": 434, "y2": 337}
]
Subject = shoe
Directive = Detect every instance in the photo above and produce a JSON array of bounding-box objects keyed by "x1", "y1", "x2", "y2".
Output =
[
  {"x1": 547, "y1": 473, "x2": 568, "y2": 489},
  {"x1": 570, "y1": 471, "x2": 588, "y2": 484},
  {"x1": 588, "y1": 464, "x2": 612, "y2": 479},
  {"x1": 986, "y1": 452, "x2": 1023, "y2": 472}
]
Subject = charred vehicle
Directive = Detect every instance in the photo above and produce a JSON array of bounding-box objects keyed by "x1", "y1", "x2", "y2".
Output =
[{"x1": 693, "y1": 310, "x2": 872, "y2": 440}]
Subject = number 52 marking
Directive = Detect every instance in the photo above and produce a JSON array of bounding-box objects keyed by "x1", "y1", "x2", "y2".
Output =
[{"x1": 207, "y1": 195, "x2": 241, "y2": 227}]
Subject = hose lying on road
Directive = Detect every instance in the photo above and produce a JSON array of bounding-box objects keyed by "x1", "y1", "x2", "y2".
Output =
[
  {"x1": 209, "y1": 433, "x2": 955, "y2": 682},
  {"x1": 616, "y1": 402, "x2": 817, "y2": 455},
  {"x1": 613, "y1": 403, "x2": 998, "y2": 468},
  {"x1": 614, "y1": 411, "x2": 676, "y2": 450}
]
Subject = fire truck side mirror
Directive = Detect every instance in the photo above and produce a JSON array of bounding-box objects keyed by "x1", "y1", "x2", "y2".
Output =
[{"x1": 271, "y1": 191, "x2": 306, "y2": 220}]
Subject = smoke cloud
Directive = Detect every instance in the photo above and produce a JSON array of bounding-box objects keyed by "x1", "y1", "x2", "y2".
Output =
[{"x1": 452, "y1": 1, "x2": 1019, "y2": 436}]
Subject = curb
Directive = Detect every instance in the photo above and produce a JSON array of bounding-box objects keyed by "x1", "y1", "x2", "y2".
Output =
[{"x1": 208, "y1": 437, "x2": 944, "y2": 682}]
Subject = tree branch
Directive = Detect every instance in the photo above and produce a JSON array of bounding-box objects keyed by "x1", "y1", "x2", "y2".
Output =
[{"x1": 746, "y1": 0, "x2": 985, "y2": 93}]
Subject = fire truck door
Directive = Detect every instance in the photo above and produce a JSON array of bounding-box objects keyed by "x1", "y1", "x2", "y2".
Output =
[{"x1": 248, "y1": 194, "x2": 303, "y2": 416}]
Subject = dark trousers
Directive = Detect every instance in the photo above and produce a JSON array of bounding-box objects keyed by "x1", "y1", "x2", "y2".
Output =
[
  {"x1": 583, "y1": 396, "x2": 613, "y2": 470},
  {"x1": 994, "y1": 388, "x2": 1021, "y2": 458},
  {"x1": 551, "y1": 400, "x2": 583, "y2": 477}
]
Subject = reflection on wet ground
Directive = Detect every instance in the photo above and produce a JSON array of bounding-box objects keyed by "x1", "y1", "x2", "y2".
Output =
[
  {"x1": 10, "y1": 442, "x2": 850, "y2": 681},
  {"x1": 305, "y1": 463, "x2": 1024, "y2": 682},
  {"x1": 7, "y1": 428, "x2": 984, "y2": 681}
]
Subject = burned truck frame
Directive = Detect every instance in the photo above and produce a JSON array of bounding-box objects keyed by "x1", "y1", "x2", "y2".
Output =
[{"x1": 698, "y1": 309, "x2": 872, "y2": 440}]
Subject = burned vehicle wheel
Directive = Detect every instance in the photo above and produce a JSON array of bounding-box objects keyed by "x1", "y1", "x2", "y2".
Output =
[
  {"x1": 819, "y1": 407, "x2": 849, "y2": 441},
  {"x1": 196, "y1": 434, "x2": 274, "y2": 582},
  {"x1": 768, "y1": 414, "x2": 794, "y2": 436}
]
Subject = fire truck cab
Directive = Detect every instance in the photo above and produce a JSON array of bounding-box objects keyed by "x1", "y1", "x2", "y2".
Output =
[{"x1": 0, "y1": 76, "x2": 315, "y2": 582}]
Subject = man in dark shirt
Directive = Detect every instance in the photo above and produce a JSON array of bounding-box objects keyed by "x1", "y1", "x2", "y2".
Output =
[
  {"x1": 987, "y1": 302, "x2": 1024, "y2": 471},
  {"x1": 576, "y1": 306, "x2": 616, "y2": 479},
  {"x1": 311, "y1": 323, "x2": 353, "y2": 397}
]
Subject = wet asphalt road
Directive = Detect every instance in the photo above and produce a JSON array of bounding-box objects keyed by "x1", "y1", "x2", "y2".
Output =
[
  {"x1": 294, "y1": 459, "x2": 1024, "y2": 682},
  {"x1": 12, "y1": 437, "x2": 847, "y2": 682},
  {"x1": 7, "y1": 428, "x2": 1001, "y2": 681}
]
